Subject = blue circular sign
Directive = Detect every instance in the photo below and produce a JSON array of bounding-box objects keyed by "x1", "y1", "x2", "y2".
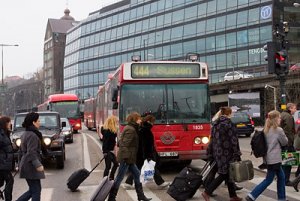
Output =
[{"x1": 261, "y1": 6, "x2": 272, "y2": 19}]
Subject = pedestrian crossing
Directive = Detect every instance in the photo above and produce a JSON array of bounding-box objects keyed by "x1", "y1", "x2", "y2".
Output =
[{"x1": 59, "y1": 175, "x2": 299, "y2": 201}]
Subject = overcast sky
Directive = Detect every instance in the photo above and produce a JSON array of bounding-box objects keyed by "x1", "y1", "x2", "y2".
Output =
[{"x1": 0, "y1": 0, "x2": 119, "y2": 78}]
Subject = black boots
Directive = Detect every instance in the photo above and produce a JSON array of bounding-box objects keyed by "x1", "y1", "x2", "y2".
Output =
[
  {"x1": 290, "y1": 175, "x2": 300, "y2": 192},
  {"x1": 108, "y1": 186, "x2": 118, "y2": 201},
  {"x1": 135, "y1": 183, "x2": 152, "y2": 201}
]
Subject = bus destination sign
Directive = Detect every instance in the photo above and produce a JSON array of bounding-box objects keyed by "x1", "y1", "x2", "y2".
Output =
[{"x1": 131, "y1": 63, "x2": 200, "y2": 78}]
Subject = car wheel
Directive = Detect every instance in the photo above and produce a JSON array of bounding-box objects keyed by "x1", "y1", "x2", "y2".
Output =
[{"x1": 56, "y1": 155, "x2": 64, "y2": 169}]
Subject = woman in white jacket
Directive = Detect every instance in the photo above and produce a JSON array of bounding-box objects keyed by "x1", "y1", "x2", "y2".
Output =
[{"x1": 246, "y1": 110, "x2": 288, "y2": 201}]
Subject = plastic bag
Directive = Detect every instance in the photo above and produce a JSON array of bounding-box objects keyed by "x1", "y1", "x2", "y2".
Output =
[{"x1": 140, "y1": 159, "x2": 156, "y2": 183}]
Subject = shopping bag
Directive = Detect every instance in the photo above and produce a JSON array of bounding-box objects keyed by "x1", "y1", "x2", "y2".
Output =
[
  {"x1": 140, "y1": 159, "x2": 156, "y2": 183},
  {"x1": 294, "y1": 134, "x2": 300, "y2": 151},
  {"x1": 282, "y1": 152, "x2": 300, "y2": 166}
]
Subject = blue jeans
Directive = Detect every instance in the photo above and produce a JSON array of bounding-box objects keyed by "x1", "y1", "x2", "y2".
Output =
[
  {"x1": 16, "y1": 179, "x2": 41, "y2": 201},
  {"x1": 248, "y1": 163, "x2": 285, "y2": 201},
  {"x1": 114, "y1": 161, "x2": 141, "y2": 189}
]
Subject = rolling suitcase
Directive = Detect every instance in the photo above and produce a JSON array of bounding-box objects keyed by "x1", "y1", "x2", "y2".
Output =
[
  {"x1": 229, "y1": 160, "x2": 254, "y2": 183},
  {"x1": 90, "y1": 176, "x2": 114, "y2": 201},
  {"x1": 67, "y1": 157, "x2": 105, "y2": 192},
  {"x1": 167, "y1": 160, "x2": 216, "y2": 201}
]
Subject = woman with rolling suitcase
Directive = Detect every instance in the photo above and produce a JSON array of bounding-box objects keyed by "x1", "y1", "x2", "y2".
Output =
[
  {"x1": 107, "y1": 112, "x2": 151, "y2": 201},
  {"x1": 201, "y1": 107, "x2": 242, "y2": 201}
]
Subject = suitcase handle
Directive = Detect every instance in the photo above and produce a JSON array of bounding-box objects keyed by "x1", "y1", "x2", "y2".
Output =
[{"x1": 89, "y1": 156, "x2": 105, "y2": 174}]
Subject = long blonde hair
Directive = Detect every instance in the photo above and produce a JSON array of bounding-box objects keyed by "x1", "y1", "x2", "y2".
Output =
[
  {"x1": 103, "y1": 115, "x2": 118, "y2": 133},
  {"x1": 263, "y1": 110, "x2": 280, "y2": 134}
]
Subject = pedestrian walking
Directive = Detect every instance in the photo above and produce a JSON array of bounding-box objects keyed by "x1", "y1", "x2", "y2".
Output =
[
  {"x1": 16, "y1": 112, "x2": 45, "y2": 201},
  {"x1": 101, "y1": 115, "x2": 119, "y2": 180},
  {"x1": 280, "y1": 102, "x2": 297, "y2": 186},
  {"x1": 0, "y1": 116, "x2": 14, "y2": 201},
  {"x1": 201, "y1": 107, "x2": 242, "y2": 201},
  {"x1": 245, "y1": 110, "x2": 288, "y2": 201},
  {"x1": 107, "y1": 112, "x2": 151, "y2": 201},
  {"x1": 124, "y1": 114, "x2": 169, "y2": 189}
]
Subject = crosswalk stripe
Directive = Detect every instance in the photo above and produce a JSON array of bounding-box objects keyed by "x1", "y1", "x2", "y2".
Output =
[{"x1": 125, "y1": 186, "x2": 162, "y2": 201}]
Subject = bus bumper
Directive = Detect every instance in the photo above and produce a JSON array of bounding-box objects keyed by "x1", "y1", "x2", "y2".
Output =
[{"x1": 158, "y1": 150, "x2": 208, "y2": 160}]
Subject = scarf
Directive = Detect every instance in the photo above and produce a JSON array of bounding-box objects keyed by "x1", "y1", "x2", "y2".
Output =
[{"x1": 26, "y1": 125, "x2": 48, "y2": 155}]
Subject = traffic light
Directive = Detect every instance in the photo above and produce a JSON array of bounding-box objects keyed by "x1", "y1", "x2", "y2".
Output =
[
  {"x1": 275, "y1": 49, "x2": 289, "y2": 75},
  {"x1": 264, "y1": 42, "x2": 289, "y2": 75},
  {"x1": 263, "y1": 42, "x2": 277, "y2": 74}
]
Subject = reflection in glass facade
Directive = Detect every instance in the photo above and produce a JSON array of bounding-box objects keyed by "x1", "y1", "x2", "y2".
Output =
[{"x1": 63, "y1": 0, "x2": 299, "y2": 99}]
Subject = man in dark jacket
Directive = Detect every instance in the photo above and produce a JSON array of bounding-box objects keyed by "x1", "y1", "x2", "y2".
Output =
[
  {"x1": 281, "y1": 102, "x2": 297, "y2": 186},
  {"x1": 0, "y1": 116, "x2": 14, "y2": 201}
]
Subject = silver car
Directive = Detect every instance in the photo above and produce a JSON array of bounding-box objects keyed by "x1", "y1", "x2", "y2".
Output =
[
  {"x1": 61, "y1": 118, "x2": 74, "y2": 143},
  {"x1": 224, "y1": 71, "x2": 254, "y2": 81}
]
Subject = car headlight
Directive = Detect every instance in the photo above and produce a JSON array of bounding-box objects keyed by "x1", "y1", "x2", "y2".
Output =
[
  {"x1": 201, "y1": 137, "x2": 210, "y2": 144},
  {"x1": 43, "y1": 137, "x2": 52, "y2": 146},
  {"x1": 194, "y1": 137, "x2": 201, "y2": 145},
  {"x1": 16, "y1": 138, "x2": 21, "y2": 147},
  {"x1": 63, "y1": 131, "x2": 71, "y2": 135}
]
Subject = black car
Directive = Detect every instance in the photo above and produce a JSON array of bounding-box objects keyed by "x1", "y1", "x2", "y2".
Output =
[
  {"x1": 12, "y1": 111, "x2": 66, "y2": 169},
  {"x1": 231, "y1": 112, "x2": 255, "y2": 137}
]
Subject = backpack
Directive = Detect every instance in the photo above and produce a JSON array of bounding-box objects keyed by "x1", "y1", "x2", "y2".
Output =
[{"x1": 250, "y1": 130, "x2": 267, "y2": 158}]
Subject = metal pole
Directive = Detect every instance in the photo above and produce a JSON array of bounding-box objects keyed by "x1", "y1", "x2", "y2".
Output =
[
  {"x1": 279, "y1": 76, "x2": 287, "y2": 110},
  {"x1": 1, "y1": 46, "x2": 3, "y2": 85},
  {"x1": 274, "y1": 87, "x2": 277, "y2": 111},
  {"x1": 143, "y1": 39, "x2": 146, "y2": 61}
]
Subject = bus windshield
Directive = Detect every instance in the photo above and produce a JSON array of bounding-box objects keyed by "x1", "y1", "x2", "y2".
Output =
[
  {"x1": 50, "y1": 102, "x2": 80, "y2": 118},
  {"x1": 119, "y1": 84, "x2": 210, "y2": 124}
]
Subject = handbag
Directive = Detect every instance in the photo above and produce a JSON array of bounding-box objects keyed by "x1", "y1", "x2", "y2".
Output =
[
  {"x1": 140, "y1": 159, "x2": 156, "y2": 183},
  {"x1": 229, "y1": 160, "x2": 254, "y2": 183}
]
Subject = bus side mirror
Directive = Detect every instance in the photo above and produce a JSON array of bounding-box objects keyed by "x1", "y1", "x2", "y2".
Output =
[
  {"x1": 61, "y1": 122, "x2": 66, "y2": 128},
  {"x1": 112, "y1": 88, "x2": 118, "y2": 102},
  {"x1": 112, "y1": 102, "x2": 118, "y2": 109}
]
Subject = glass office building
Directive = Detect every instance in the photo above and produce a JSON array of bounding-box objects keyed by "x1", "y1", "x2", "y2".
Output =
[{"x1": 63, "y1": 0, "x2": 300, "y2": 99}]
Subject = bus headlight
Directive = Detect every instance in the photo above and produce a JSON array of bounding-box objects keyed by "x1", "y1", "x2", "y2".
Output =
[
  {"x1": 43, "y1": 137, "x2": 52, "y2": 146},
  {"x1": 75, "y1": 123, "x2": 81, "y2": 129},
  {"x1": 16, "y1": 138, "x2": 22, "y2": 147},
  {"x1": 194, "y1": 137, "x2": 201, "y2": 145},
  {"x1": 201, "y1": 137, "x2": 209, "y2": 144}
]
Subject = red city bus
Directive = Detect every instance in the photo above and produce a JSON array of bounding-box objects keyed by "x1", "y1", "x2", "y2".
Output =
[
  {"x1": 38, "y1": 94, "x2": 82, "y2": 132},
  {"x1": 96, "y1": 60, "x2": 211, "y2": 163},
  {"x1": 84, "y1": 98, "x2": 96, "y2": 130}
]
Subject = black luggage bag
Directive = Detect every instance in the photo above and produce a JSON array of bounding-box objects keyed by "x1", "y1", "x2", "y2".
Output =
[
  {"x1": 67, "y1": 158, "x2": 104, "y2": 192},
  {"x1": 167, "y1": 160, "x2": 216, "y2": 201},
  {"x1": 90, "y1": 176, "x2": 114, "y2": 201}
]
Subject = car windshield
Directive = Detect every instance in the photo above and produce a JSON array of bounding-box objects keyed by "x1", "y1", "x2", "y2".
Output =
[
  {"x1": 14, "y1": 114, "x2": 59, "y2": 129},
  {"x1": 61, "y1": 118, "x2": 71, "y2": 131},
  {"x1": 231, "y1": 113, "x2": 249, "y2": 123}
]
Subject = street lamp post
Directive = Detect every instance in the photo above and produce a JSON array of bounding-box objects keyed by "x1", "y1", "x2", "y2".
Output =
[
  {"x1": 1, "y1": 44, "x2": 19, "y2": 85},
  {"x1": 265, "y1": 84, "x2": 277, "y2": 111}
]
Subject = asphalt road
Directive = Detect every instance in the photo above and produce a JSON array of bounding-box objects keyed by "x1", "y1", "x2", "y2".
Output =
[{"x1": 9, "y1": 128, "x2": 300, "y2": 201}]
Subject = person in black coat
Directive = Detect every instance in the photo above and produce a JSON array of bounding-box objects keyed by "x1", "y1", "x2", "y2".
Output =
[
  {"x1": 16, "y1": 112, "x2": 45, "y2": 201},
  {"x1": 0, "y1": 116, "x2": 14, "y2": 201},
  {"x1": 124, "y1": 115, "x2": 169, "y2": 188},
  {"x1": 101, "y1": 115, "x2": 119, "y2": 180}
]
